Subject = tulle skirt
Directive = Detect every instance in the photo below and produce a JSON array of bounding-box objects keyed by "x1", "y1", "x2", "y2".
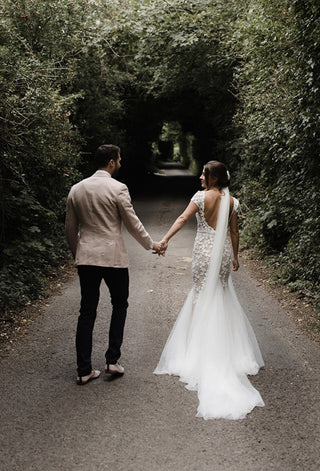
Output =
[{"x1": 154, "y1": 276, "x2": 265, "y2": 420}]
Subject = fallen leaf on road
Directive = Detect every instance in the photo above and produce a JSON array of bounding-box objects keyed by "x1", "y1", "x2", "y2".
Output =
[{"x1": 180, "y1": 257, "x2": 192, "y2": 263}]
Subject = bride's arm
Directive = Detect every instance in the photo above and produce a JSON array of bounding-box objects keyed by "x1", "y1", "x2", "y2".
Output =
[
  {"x1": 229, "y1": 212, "x2": 240, "y2": 271},
  {"x1": 160, "y1": 202, "x2": 198, "y2": 250}
]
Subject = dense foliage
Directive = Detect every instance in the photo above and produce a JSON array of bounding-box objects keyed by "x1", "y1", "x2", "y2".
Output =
[
  {"x1": 234, "y1": 0, "x2": 320, "y2": 304},
  {"x1": 1, "y1": 0, "x2": 83, "y2": 308},
  {"x1": 0, "y1": 0, "x2": 319, "y2": 313}
]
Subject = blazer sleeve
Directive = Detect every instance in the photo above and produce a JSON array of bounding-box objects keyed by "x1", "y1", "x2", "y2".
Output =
[
  {"x1": 65, "y1": 190, "x2": 79, "y2": 258},
  {"x1": 117, "y1": 186, "x2": 154, "y2": 250}
]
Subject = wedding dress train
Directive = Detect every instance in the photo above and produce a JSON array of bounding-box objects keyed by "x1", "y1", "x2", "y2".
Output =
[{"x1": 154, "y1": 188, "x2": 265, "y2": 420}]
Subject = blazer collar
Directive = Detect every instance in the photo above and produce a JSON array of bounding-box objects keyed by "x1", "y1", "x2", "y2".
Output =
[{"x1": 94, "y1": 170, "x2": 111, "y2": 177}]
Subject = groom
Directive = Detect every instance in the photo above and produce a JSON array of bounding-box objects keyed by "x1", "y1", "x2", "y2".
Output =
[{"x1": 65, "y1": 144, "x2": 162, "y2": 385}]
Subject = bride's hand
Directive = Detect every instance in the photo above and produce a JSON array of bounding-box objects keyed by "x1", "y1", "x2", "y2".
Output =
[
  {"x1": 232, "y1": 257, "x2": 239, "y2": 271},
  {"x1": 159, "y1": 239, "x2": 168, "y2": 256}
]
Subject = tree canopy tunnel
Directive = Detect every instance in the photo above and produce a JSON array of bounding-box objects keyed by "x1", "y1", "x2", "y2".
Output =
[
  {"x1": 113, "y1": 81, "x2": 238, "y2": 196},
  {"x1": 71, "y1": 0, "x2": 239, "y2": 195}
]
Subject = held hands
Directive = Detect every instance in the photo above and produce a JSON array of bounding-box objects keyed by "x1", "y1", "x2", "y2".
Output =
[{"x1": 152, "y1": 240, "x2": 168, "y2": 256}]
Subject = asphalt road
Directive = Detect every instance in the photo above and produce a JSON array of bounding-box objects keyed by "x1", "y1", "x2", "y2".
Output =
[{"x1": 1, "y1": 178, "x2": 320, "y2": 471}]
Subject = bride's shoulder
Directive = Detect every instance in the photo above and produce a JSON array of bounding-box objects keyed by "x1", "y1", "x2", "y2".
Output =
[
  {"x1": 230, "y1": 195, "x2": 240, "y2": 214},
  {"x1": 191, "y1": 190, "x2": 204, "y2": 206}
]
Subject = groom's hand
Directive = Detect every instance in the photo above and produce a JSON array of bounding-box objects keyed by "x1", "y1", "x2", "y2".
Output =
[{"x1": 152, "y1": 241, "x2": 164, "y2": 256}]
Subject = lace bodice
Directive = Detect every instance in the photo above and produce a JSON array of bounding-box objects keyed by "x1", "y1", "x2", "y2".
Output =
[{"x1": 191, "y1": 190, "x2": 239, "y2": 294}]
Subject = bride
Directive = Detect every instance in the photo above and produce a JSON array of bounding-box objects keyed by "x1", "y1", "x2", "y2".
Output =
[{"x1": 154, "y1": 160, "x2": 265, "y2": 420}]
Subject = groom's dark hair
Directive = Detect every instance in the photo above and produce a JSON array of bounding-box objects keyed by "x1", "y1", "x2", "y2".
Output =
[{"x1": 94, "y1": 144, "x2": 120, "y2": 167}]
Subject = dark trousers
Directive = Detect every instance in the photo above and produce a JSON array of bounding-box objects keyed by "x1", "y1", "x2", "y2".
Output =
[{"x1": 76, "y1": 265, "x2": 129, "y2": 376}]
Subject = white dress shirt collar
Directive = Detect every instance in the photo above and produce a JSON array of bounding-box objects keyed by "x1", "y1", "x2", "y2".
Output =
[{"x1": 96, "y1": 169, "x2": 111, "y2": 177}]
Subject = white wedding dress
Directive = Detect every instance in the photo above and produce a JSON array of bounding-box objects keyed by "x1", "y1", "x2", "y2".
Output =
[{"x1": 154, "y1": 189, "x2": 265, "y2": 420}]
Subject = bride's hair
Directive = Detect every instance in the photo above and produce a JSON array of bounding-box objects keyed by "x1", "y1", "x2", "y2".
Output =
[{"x1": 204, "y1": 160, "x2": 230, "y2": 189}]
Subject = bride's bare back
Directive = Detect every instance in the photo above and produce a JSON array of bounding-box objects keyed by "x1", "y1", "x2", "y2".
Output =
[{"x1": 204, "y1": 189, "x2": 234, "y2": 230}]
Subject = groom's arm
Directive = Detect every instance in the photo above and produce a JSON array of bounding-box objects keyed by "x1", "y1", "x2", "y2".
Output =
[
  {"x1": 117, "y1": 186, "x2": 155, "y2": 250},
  {"x1": 65, "y1": 192, "x2": 79, "y2": 259}
]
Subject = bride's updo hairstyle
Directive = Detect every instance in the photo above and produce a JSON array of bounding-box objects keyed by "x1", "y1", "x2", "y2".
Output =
[{"x1": 204, "y1": 160, "x2": 230, "y2": 190}]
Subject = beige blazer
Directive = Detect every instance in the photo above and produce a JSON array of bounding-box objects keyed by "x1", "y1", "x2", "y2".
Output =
[{"x1": 65, "y1": 171, "x2": 153, "y2": 267}]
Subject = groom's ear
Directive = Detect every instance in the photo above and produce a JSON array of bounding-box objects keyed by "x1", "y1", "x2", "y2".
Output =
[{"x1": 108, "y1": 159, "x2": 116, "y2": 170}]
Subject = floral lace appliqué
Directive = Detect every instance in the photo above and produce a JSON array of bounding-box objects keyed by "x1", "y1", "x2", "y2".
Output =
[{"x1": 191, "y1": 191, "x2": 233, "y2": 295}]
